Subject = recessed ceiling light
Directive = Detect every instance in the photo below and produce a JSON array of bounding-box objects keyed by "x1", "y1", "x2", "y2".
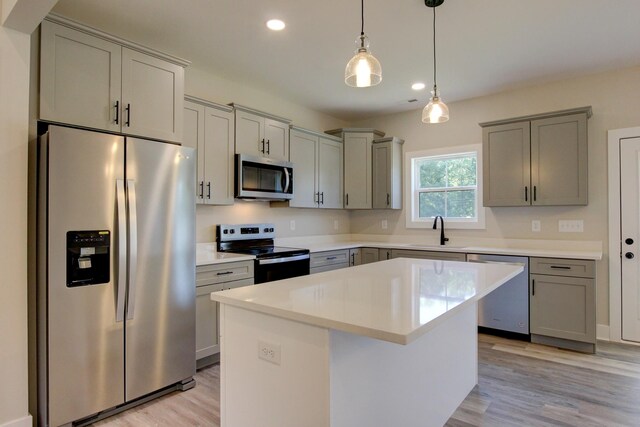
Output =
[
  {"x1": 412, "y1": 82, "x2": 426, "y2": 91},
  {"x1": 266, "y1": 19, "x2": 286, "y2": 31}
]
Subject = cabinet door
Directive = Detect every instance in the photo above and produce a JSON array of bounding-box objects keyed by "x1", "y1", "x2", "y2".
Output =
[
  {"x1": 40, "y1": 20, "x2": 122, "y2": 132},
  {"x1": 531, "y1": 113, "x2": 588, "y2": 206},
  {"x1": 264, "y1": 118, "x2": 289, "y2": 161},
  {"x1": 349, "y1": 249, "x2": 362, "y2": 266},
  {"x1": 530, "y1": 274, "x2": 595, "y2": 343},
  {"x1": 196, "y1": 284, "x2": 219, "y2": 360},
  {"x1": 121, "y1": 48, "x2": 184, "y2": 143},
  {"x1": 235, "y1": 110, "x2": 264, "y2": 156},
  {"x1": 372, "y1": 142, "x2": 391, "y2": 209},
  {"x1": 318, "y1": 137, "x2": 344, "y2": 209},
  {"x1": 204, "y1": 107, "x2": 235, "y2": 205},
  {"x1": 289, "y1": 131, "x2": 319, "y2": 208},
  {"x1": 361, "y1": 248, "x2": 379, "y2": 264},
  {"x1": 483, "y1": 121, "x2": 531, "y2": 206},
  {"x1": 344, "y1": 133, "x2": 372, "y2": 209},
  {"x1": 184, "y1": 101, "x2": 205, "y2": 203}
]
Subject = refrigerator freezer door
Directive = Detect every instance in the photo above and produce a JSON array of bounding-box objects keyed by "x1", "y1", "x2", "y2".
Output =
[
  {"x1": 45, "y1": 126, "x2": 126, "y2": 426},
  {"x1": 124, "y1": 137, "x2": 196, "y2": 401}
]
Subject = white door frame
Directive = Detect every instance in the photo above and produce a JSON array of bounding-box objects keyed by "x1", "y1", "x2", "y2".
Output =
[{"x1": 608, "y1": 126, "x2": 640, "y2": 342}]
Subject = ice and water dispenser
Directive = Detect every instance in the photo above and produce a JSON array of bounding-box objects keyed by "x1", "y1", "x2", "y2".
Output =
[{"x1": 66, "y1": 230, "x2": 110, "y2": 287}]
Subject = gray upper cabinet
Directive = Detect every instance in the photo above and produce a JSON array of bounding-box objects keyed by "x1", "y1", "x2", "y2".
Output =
[
  {"x1": 289, "y1": 127, "x2": 343, "y2": 209},
  {"x1": 233, "y1": 104, "x2": 291, "y2": 161},
  {"x1": 184, "y1": 96, "x2": 235, "y2": 205},
  {"x1": 40, "y1": 17, "x2": 187, "y2": 143},
  {"x1": 480, "y1": 107, "x2": 591, "y2": 207},
  {"x1": 326, "y1": 128, "x2": 385, "y2": 209},
  {"x1": 372, "y1": 137, "x2": 404, "y2": 209}
]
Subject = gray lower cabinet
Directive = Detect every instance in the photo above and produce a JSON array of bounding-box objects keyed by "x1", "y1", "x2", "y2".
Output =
[
  {"x1": 195, "y1": 261, "x2": 254, "y2": 368},
  {"x1": 361, "y1": 248, "x2": 380, "y2": 264},
  {"x1": 480, "y1": 107, "x2": 590, "y2": 207},
  {"x1": 349, "y1": 248, "x2": 362, "y2": 266},
  {"x1": 310, "y1": 250, "x2": 350, "y2": 273},
  {"x1": 379, "y1": 248, "x2": 393, "y2": 261},
  {"x1": 390, "y1": 249, "x2": 466, "y2": 262},
  {"x1": 530, "y1": 257, "x2": 596, "y2": 353}
]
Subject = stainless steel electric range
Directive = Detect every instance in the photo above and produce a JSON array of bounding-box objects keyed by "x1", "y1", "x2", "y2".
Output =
[{"x1": 216, "y1": 223, "x2": 310, "y2": 284}]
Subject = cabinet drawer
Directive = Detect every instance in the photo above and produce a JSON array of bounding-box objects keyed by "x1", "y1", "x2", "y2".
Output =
[
  {"x1": 310, "y1": 263, "x2": 349, "y2": 274},
  {"x1": 391, "y1": 249, "x2": 466, "y2": 262},
  {"x1": 196, "y1": 260, "x2": 254, "y2": 286},
  {"x1": 310, "y1": 250, "x2": 350, "y2": 268},
  {"x1": 530, "y1": 257, "x2": 594, "y2": 278}
]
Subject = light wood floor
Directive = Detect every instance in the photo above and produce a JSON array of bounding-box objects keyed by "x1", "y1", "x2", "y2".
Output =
[{"x1": 94, "y1": 334, "x2": 640, "y2": 426}]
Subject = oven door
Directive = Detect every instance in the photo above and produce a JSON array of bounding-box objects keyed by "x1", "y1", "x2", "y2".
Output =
[
  {"x1": 255, "y1": 254, "x2": 310, "y2": 284},
  {"x1": 236, "y1": 154, "x2": 293, "y2": 200}
]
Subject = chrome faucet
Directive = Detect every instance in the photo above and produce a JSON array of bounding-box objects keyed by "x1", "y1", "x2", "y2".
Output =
[{"x1": 432, "y1": 216, "x2": 449, "y2": 246}]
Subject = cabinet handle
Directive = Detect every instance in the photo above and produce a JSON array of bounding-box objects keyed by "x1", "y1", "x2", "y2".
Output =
[
  {"x1": 114, "y1": 101, "x2": 119, "y2": 124},
  {"x1": 199, "y1": 181, "x2": 204, "y2": 199},
  {"x1": 524, "y1": 186, "x2": 528, "y2": 202},
  {"x1": 315, "y1": 192, "x2": 319, "y2": 204},
  {"x1": 267, "y1": 139, "x2": 270, "y2": 155},
  {"x1": 386, "y1": 251, "x2": 390, "y2": 260},
  {"x1": 550, "y1": 265, "x2": 571, "y2": 270},
  {"x1": 326, "y1": 256, "x2": 337, "y2": 260},
  {"x1": 260, "y1": 139, "x2": 265, "y2": 153},
  {"x1": 125, "y1": 103, "x2": 131, "y2": 127},
  {"x1": 351, "y1": 253, "x2": 355, "y2": 265},
  {"x1": 216, "y1": 271, "x2": 234, "y2": 276},
  {"x1": 532, "y1": 279, "x2": 535, "y2": 296},
  {"x1": 387, "y1": 193, "x2": 390, "y2": 206},
  {"x1": 346, "y1": 194, "x2": 349, "y2": 206},
  {"x1": 207, "y1": 182, "x2": 211, "y2": 199},
  {"x1": 533, "y1": 186, "x2": 537, "y2": 202},
  {"x1": 320, "y1": 192, "x2": 324, "y2": 205}
]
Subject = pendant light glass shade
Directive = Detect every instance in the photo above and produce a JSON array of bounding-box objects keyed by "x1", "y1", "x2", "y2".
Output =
[
  {"x1": 345, "y1": 35, "x2": 382, "y2": 87},
  {"x1": 422, "y1": 87, "x2": 449, "y2": 123}
]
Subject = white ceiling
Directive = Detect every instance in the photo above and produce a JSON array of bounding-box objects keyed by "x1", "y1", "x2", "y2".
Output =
[{"x1": 52, "y1": 0, "x2": 640, "y2": 121}]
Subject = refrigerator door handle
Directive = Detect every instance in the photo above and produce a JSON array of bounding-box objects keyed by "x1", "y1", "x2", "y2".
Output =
[
  {"x1": 126, "y1": 179, "x2": 138, "y2": 320},
  {"x1": 116, "y1": 180, "x2": 127, "y2": 322}
]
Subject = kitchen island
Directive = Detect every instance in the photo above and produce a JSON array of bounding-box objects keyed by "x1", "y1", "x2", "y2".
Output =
[{"x1": 211, "y1": 258, "x2": 523, "y2": 427}]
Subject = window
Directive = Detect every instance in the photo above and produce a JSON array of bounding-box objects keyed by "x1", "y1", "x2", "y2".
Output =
[{"x1": 406, "y1": 144, "x2": 485, "y2": 229}]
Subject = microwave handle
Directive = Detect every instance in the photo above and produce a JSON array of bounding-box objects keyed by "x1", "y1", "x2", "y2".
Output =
[{"x1": 283, "y1": 167, "x2": 291, "y2": 193}]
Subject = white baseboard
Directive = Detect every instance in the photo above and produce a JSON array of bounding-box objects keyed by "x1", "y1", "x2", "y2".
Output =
[
  {"x1": 597, "y1": 324, "x2": 610, "y2": 341},
  {"x1": 0, "y1": 415, "x2": 32, "y2": 427}
]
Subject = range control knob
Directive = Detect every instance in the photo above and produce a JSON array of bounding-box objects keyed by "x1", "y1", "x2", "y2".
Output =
[
  {"x1": 625, "y1": 252, "x2": 635, "y2": 259},
  {"x1": 264, "y1": 228, "x2": 269, "y2": 233},
  {"x1": 626, "y1": 238, "x2": 634, "y2": 245},
  {"x1": 269, "y1": 228, "x2": 274, "y2": 232}
]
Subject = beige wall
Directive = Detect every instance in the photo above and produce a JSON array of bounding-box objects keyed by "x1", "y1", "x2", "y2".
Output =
[
  {"x1": 352, "y1": 65, "x2": 640, "y2": 326},
  {"x1": 185, "y1": 66, "x2": 352, "y2": 243},
  {"x1": 0, "y1": 23, "x2": 31, "y2": 427}
]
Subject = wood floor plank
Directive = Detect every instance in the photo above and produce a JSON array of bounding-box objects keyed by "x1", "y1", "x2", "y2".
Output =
[{"x1": 93, "y1": 334, "x2": 640, "y2": 426}]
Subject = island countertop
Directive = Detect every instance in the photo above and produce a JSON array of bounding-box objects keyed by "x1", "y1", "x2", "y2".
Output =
[{"x1": 211, "y1": 258, "x2": 523, "y2": 345}]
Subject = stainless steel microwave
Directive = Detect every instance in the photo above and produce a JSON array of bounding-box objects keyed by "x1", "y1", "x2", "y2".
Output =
[{"x1": 235, "y1": 154, "x2": 294, "y2": 200}]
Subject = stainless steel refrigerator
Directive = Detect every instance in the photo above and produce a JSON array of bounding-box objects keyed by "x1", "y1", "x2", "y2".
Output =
[{"x1": 34, "y1": 125, "x2": 196, "y2": 426}]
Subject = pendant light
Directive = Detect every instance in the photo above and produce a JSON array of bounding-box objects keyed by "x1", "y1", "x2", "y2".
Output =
[
  {"x1": 422, "y1": 0, "x2": 449, "y2": 123},
  {"x1": 345, "y1": 0, "x2": 382, "y2": 88}
]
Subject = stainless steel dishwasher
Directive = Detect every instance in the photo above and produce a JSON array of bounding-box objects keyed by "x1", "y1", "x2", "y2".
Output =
[{"x1": 467, "y1": 253, "x2": 529, "y2": 337}]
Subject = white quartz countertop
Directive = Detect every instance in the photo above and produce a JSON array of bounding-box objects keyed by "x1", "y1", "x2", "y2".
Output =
[
  {"x1": 211, "y1": 258, "x2": 523, "y2": 345},
  {"x1": 196, "y1": 243, "x2": 254, "y2": 266},
  {"x1": 301, "y1": 241, "x2": 602, "y2": 260}
]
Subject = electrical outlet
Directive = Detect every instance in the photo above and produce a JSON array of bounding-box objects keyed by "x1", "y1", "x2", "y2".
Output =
[
  {"x1": 531, "y1": 220, "x2": 541, "y2": 232},
  {"x1": 558, "y1": 220, "x2": 584, "y2": 233},
  {"x1": 381, "y1": 219, "x2": 388, "y2": 230},
  {"x1": 290, "y1": 220, "x2": 296, "y2": 231},
  {"x1": 258, "y1": 340, "x2": 281, "y2": 365},
  {"x1": 334, "y1": 220, "x2": 339, "y2": 230}
]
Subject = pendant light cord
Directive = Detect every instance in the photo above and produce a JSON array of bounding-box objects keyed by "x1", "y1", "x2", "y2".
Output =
[
  {"x1": 433, "y1": 5, "x2": 437, "y2": 88},
  {"x1": 361, "y1": 0, "x2": 365, "y2": 36}
]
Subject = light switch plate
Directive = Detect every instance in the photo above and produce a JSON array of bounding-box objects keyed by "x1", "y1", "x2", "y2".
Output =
[
  {"x1": 334, "y1": 220, "x2": 339, "y2": 230},
  {"x1": 531, "y1": 220, "x2": 541, "y2": 232},
  {"x1": 381, "y1": 219, "x2": 388, "y2": 230},
  {"x1": 290, "y1": 220, "x2": 296, "y2": 231},
  {"x1": 558, "y1": 220, "x2": 584, "y2": 232}
]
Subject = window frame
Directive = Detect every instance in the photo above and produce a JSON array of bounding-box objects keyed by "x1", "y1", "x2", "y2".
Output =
[{"x1": 405, "y1": 144, "x2": 485, "y2": 230}]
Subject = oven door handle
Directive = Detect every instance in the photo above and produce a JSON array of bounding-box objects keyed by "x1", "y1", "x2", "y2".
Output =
[{"x1": 258, "y1": 254, "x2": 309, "y2": 265}]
